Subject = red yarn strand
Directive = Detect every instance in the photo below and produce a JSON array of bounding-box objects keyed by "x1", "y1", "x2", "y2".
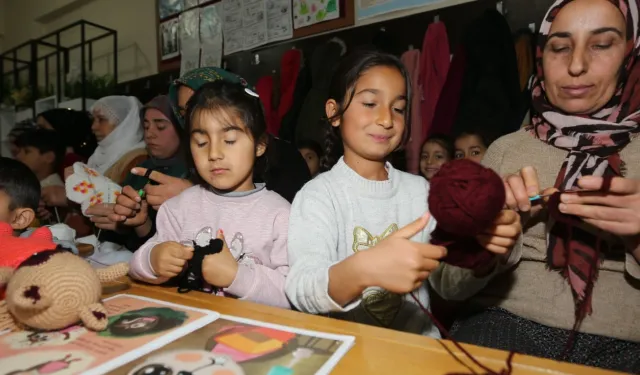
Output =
[{"x1": 409, "y1": 292, "x2": 515, "y2": 375}]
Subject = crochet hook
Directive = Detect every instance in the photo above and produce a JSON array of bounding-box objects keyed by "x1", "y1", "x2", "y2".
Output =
[{"x1": 138, "y1": 168, "x2": 155, "y2": 198}]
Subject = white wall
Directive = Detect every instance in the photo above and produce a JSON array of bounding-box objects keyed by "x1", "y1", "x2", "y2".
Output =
[{"x1": 2, "y1": 0, "x2": 158, "y2": 83}]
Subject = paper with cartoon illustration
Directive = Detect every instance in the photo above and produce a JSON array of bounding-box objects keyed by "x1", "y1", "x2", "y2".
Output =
[
  {"x1": 293, "y1": 0, "x2": 340, "y2": 29},
  {"x1": 0, "y1": 295, "x2": 219, "y2": 375},
  {"x1": 110, "y1": 315, "x2": 354, "y2": 375}
]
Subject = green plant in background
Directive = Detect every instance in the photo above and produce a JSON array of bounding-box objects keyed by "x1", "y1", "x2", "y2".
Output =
[{"x1": 65, "y1": 72, "x2": 115, "y2": 100}]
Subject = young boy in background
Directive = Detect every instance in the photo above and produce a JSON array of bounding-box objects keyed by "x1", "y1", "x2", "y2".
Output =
[
  {"x1": 0, "y1": 157, "x2": 41, "y2": 232},
  {"x1": 14, "y1": 128, "x2": 65, "y2": 188}
]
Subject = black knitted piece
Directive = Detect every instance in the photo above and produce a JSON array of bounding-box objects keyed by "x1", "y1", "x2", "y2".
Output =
[{"x1": 177, "y1": 238, "x2": 223, "y2": 294}]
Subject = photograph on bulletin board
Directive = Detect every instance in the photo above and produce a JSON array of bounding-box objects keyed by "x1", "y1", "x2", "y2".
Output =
[
  {"x1": 357, "y1": 0, "x2": 446, "y2": 20},
  {"x1": 293, "y1": 0, "x2": 340, "y2": 29},
  {"x1": 184, "y1": 0, "x2": 199, "y2": 9},
  {"x1": 160, "y1": 17, "x2": 181, "y2": 60},
  {"x1": 159, "y1": 0, "x2": 184, "y2": 20}
]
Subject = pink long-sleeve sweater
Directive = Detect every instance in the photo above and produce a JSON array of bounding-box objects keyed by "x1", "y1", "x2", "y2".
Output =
[{"x1": 129, "y1": 184, "x2": 291, "y2": 309}]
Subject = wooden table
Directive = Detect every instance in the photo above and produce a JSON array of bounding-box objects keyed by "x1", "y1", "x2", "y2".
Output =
[{"x1": 105, "y1": 281, "x2": 622, "y2": 375}]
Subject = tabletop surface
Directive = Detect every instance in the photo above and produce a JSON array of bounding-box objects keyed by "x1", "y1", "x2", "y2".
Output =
[{"x1": 103, "y1": 280, "x2": 623, "y2": 375}]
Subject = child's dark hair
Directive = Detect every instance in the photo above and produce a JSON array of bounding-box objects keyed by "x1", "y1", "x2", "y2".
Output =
[
  {"x1": 454, "y1": 129, "x2": 494, "y2": 150},
  {"x1": 15, "y1": 129, "x2": 66, "y2": 171},
  {"x1": 297, "y1": 139, "x2": 323, "y2": 158},
  {"x1": 184, "y1": 81, "x2": 267, "y2": 186},
  {"x1": 321, "y1": 49, "x2": 412, "y2": 171},
  {"x1": 421, "y1": 134, "x2": 454, "y2": 160},
  {"x1": 0, "y1": 157, "x2": 41, "y2": 211}
]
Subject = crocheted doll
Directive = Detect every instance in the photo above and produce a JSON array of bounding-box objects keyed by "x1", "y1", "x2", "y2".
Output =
[
  {"x1": 0, "y1": 223, "x2": 129, "y2": 332},
  {"x1": 428, "y1": 159, "x2": 506, "y2": 269}
]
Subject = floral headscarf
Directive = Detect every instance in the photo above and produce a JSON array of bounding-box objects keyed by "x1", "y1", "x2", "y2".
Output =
[{"x1": 528, "y1": 0, "x2": 640, "y2": 329}]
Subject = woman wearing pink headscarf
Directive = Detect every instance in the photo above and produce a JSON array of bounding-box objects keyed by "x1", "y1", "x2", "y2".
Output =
[{"x1": 431, "y1": 1, "x2": 640, "y2": 372}]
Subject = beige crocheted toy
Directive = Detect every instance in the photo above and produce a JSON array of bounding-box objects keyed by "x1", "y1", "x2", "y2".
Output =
[{"x1": 0, "y1": 250, "x2": 129, "y2": 332}]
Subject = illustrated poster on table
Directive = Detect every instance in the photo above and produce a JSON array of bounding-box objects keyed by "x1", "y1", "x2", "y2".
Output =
[
  {"x1": 110, "y1": 315, "x2": 355, "y2": 375},
  {"x1": 0, "y1": 294, "x2": 219, "y2": 375}
]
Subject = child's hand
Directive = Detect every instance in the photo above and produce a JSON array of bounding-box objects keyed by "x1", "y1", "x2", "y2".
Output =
[
  {"x1": 110, "y1": 186, "x2": 149, "y2": 227},
  {"x1": 150, "y1": 241, "x2": 194, "y2": 279},
  {"x1": 202, "y1": 230, "x2": 239, "y2": 288},
  {"x1": 476, "y1": 209, "x2": 522, "y2": 256},
  {"x1": 86, "y1": 203, "x2": 118, "y2": 231},
  {"x1": 41, "y1": 185, "x2": 68, "y2": 207},
  {"x1": 37, "y1": 200, "x2": 52, "y2": 221},
  {"x1": 363, "y1": 214, "x2": 446, "y2": 294}
]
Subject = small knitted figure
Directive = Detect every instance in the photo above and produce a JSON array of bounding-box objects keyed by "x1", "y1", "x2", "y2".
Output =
[{"x1": 0, "y1": 223, "x2": 129, "y2": 332}]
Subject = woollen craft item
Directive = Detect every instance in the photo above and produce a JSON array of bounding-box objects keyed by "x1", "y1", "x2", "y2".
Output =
[
  {"x1": 428, "y1": 159, "x2": 506, "y2": 269},
  {"x1": 0, "y1": 224, "x2": 58, "y2": 269},
  {"x1": 65, "y1": 162, "x2": 122, "y2": 216},
  {"x1": 0, "y1": 229, "x2": 129, "y2": 332}
]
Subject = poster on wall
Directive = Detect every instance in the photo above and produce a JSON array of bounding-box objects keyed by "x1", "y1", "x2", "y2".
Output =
[
  {"x1": 292, "y1": 0, "x2": 340, "y2": 29},
  {"x1": 200, "y1": 3, "x2": 224, "y2": 68},
  {"x1": 357, "y1": 0, "x2": 448, "y2": 20},
  {"x1": 160, "y1": 18, "x2": 181, "y2": 60},
  {"x1": 180, "y1": 8, "x2": 201, "y2": 75},
  {"x1": 241, "y1": 0, "x2": 268, "y2": 50},
  {"x1": 159, "y1": 0, "x2": 184, "y2": 20},
  {"x1": 222, "y1": 0, "x2": 244, "y2": 55},
  {"x1": 184, "y1": 0, "x2": 199, "y2": 9},
  {"x1": 267, "y1": 0, "x2": 293, "y2": 42}
]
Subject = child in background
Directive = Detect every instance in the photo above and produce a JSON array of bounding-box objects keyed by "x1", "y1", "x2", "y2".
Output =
[
  {"x1": 0, "y1": 157, "x2": 41, "y2": 232},
  {"x1": 129, "y1": 81, "x2": 291, "y2": 309},
  {"x1": 14, "y1": 129, "x2": 65, "y2": 188},
  {"x1": 286, "y1": 50, "x2": 446, "y2": 337},
  {"x1": 297, "y1": 139, "x2": 323, "y2": 178},
  {"x1": 453, "y1": 130, "x2": 491, "y2": 164},
  {"x1": 419, "y1": 135, "x2": 453, "y2": 181}
]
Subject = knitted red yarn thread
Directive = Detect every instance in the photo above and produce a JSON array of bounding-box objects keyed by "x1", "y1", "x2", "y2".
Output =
[{"x1": 428, "y1": 159, "x2": 506, "y2": 269}]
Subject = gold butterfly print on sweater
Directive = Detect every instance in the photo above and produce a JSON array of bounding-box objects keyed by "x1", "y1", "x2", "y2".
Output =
[{"x1": 352, "y1": 223, "x2": 404, "y2": 327}]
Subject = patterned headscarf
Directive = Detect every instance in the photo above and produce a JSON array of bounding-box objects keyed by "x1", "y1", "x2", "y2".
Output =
[
  {"x1": 167, "y1": 67, "x2": 249, "y2": 127},
  {"x1": 528, "y1": 0, "x2": 640, "y2": 329}
]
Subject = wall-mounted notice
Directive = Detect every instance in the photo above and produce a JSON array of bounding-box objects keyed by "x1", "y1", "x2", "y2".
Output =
[
  {"x1": 357, "y1": 0, "x2": 449, "y2": 20},
  {"x1": 293, "y1": 0, "x2": 340, "y2": 29},
  {"x1": 267, "y1": 0, "x2": 293, "y2": 42},
  {"x1": 200, "y1": 2, "x2": 224, "y2": 68}
]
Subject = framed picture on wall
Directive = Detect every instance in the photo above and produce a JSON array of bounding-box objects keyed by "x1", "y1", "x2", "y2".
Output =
[
  {"x1": 160, "y1": 18, "x2": 181, "y2": 60},
  {"x1": 159, "y1": 0, "x2": 184, "y2": 20},
  {"x1": 292, "y1": 0, "x2": 354, "y2": 38}
]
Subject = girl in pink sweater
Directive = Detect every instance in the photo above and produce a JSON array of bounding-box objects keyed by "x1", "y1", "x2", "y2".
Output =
[{"x1": 128, "y1": 81, "x2": 291, "y2": 309}]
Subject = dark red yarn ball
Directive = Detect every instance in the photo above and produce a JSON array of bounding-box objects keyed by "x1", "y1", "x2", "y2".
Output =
[
  {"x1": 428, "y1": 159, "x2": 506, "y2": 269},
  {"x1": 429, "y1": 159, "x2": 506, "y2": 236}
]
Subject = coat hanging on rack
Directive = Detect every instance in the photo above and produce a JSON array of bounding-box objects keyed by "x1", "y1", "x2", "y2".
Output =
[
  {"x1": 420, "y1": 21, "x2": 450, "y2": 139},
  {"x1": 295, "y1": 39, "x2": 346, "y2": 145},
  {"x1": 273, "y1": 49, "x2": 302, "y2": 135},
  {"x1": 452, "y1": 9, "x2": 522, "y2": 140},
  {"x1": 401, "y1": 49, "x2": 422, "y2": 175}
]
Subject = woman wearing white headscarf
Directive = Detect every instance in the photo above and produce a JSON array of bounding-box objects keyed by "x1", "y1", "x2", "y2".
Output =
[
  {"x1": 88, "y1": 96, "x2": 147, "y2": 182},
  {"x1": 41, "y1": 96, "x2": 148, "y2": 214}
]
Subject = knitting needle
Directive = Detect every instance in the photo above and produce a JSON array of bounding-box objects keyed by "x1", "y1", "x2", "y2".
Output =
[{"x1": 529, "y1": 189, "x2": 586, "y2": 201}]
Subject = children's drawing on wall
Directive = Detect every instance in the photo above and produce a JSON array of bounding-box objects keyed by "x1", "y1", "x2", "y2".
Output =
[
  {"x1": 99, "y1": 307, "x2": 189, "y2": 339},
  {"x1": 159, "y1": 0, "x2": 184, "y2": 20},
  {"x1": 0, "y1": 351, "x2": 94, "y2": 375},
  {"x1": 127, "y1": 350, "x2": 244, "y2": 375},
  {"x1": 3, "y1": 326, "x2": 87, "y2": 350},
  {"x1": 203, "y1": 318, "x2": 351, "y2": 375},
  {"x1": 292, "y1": 0, "x2": 340, "y2": 29},
  {"x1": 160, "y1": 18, "x2": 180, "y2": 61}
]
